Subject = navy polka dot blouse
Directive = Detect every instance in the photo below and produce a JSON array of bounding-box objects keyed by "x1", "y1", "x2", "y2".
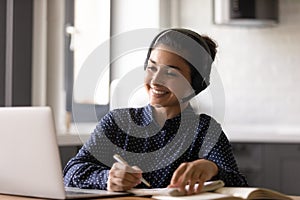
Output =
[{"x1": 63, "y1": 104, "x2": 248, "y2": 189}]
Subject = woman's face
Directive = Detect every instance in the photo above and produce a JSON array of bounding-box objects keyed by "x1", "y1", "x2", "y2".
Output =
[{"x1": 144, "y1": 46, "x2": 193, "y2": 109}]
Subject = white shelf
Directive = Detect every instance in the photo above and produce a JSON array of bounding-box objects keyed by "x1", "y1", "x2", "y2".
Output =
[
  {"x1": 57, "y1": 133, "x2": 90, "y2": 146},
  {"x1": 225, "y1": 125, "x2": 300, "y2": 143}
]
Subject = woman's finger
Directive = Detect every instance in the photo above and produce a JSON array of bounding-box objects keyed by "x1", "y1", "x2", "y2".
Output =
[
  {"x1": 170, "y1": 162, "x2": 188, "y2": 186},
  {"x1": 187, "y1": 170, "x2": 201, "y2": 194},
  {"x1": 108, "y1": 163, "x2": 142, "y2": 192}
]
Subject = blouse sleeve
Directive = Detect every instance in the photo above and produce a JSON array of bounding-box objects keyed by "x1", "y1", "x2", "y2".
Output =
[
  {"x1": 63, "y1": 146, "x2": 110, "y2": 189},
  {"x1": 205, "y1": 127, "x2": 248, "y2": 187},
  {"x1": 63, "y1": 112, "x2": 116, "y2": 190},
  {"x1": 198, "y1": 116, "x2": 248, "y2": 187}
]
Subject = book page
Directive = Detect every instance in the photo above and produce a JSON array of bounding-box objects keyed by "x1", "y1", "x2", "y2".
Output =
[
  {"x1": 215, "y1": 188, "x2": 258, "y2": 199},
  {"x1": 249, "y1": 188, "x2": 292, "y2": 200},
  {"x1": 153, "y1": 192, "x2": 242, "y2": 200},
  {"x1": 215, "y1": 187, "x2": 292, "y2": 200}
]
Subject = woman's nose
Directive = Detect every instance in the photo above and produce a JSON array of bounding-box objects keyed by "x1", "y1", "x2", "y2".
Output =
[{"x1": 151, "y1": 71, "x2": 165, "y2": 85}]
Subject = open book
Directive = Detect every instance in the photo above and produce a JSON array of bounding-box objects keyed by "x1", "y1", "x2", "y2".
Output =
[{"x1": 130, "y1": 180, "x2": 292, "y2": 200}]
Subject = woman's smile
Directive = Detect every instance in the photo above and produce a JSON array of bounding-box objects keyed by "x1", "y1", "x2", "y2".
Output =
[{"x1": 150, "y1": 86, "x2": 169, "y2": 96}]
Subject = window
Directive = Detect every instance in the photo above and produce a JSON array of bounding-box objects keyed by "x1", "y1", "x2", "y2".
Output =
[{"x1": 64, "y1": 0, "x2": 110, "y2": 132}]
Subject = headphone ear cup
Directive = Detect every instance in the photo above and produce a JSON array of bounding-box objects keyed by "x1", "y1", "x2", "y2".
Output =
[{"x1": 191, "y1": 71, "x2": 210, "y2": 95}]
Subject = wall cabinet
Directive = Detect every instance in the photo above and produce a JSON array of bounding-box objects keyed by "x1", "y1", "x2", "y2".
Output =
[
  {"x1": 264, "y1": 144, "x2": 300, "y2": 195},
  {"x1": 232, "y1": 143, "x2": 300, "y2": 196},
  {"x1": 59, "y1": 146, "x2": 81, "y2": 170}
]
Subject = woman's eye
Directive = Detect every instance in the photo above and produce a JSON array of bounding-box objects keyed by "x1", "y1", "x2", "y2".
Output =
[
  {"x1": 147, "y1": 66, "x2": 156, "y2": 71},
  {"x1": 166, "y1": 71, "x2": 177, "y2": 77}
]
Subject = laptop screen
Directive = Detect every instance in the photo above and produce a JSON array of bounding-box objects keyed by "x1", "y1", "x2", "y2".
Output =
[{"x1": 0, "y1": 107, "x2": 66, "y2": 199}]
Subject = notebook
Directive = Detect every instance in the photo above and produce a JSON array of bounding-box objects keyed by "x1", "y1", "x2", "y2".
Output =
[{"x1": 0, "y1": 106, "x2": 130, "y2": 199}]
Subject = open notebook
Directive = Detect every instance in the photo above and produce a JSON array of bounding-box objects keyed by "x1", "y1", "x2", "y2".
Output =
[
  {"x1": 0, "y1": 107, "x2": 129, "y2": 199},
  {"x1": 129, "y1": 180, "x2": 225, "y2": 196}
]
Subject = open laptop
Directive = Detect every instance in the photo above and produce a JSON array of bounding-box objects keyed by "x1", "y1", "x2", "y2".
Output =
[{"x1": 0, "y1": 107, "x2": 130, "y2": 199}]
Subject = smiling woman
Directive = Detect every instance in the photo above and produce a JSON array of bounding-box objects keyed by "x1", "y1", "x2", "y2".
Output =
[{"x1": 63, "y1": 28, "x2": 248, "y2": 194}]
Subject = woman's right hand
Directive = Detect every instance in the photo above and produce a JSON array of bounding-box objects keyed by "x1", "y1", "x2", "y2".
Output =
[{"x1": 107, "y1": 162, "x2": 142, "y2": 191}]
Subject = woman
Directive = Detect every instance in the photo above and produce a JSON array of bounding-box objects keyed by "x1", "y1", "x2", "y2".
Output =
[{"x1": 63, "y1": 28, "x2": 248, "y2": 195}]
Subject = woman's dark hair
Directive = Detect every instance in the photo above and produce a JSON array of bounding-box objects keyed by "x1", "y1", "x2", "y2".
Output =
[{"x1": 144, "y1": 28, "x2": 217, "y2": 96}]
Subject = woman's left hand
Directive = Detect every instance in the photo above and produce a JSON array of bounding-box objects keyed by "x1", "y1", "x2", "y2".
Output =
[{"x1": 168, "y1": 159, "x2": 218, "y2": 195}]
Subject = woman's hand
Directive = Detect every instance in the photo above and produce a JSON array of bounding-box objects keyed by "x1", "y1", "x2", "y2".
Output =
[
  {"x1": 169, "y1": 159, "x2": 218, "y2": 195},
  {"x1": 107, "y1": 162, "x2": 142, "y2": 191}
]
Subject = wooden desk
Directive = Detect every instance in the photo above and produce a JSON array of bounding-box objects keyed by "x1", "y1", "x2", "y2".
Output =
[
  {"x1": 290, "y1": 197, "x2": 300, "y2": 200},
  {"x1": 1, "y1": 194, "x2": 300, "y2": 200},
  {"x1": 0, "y1": 195, "x2": 154, "y2": 200}
]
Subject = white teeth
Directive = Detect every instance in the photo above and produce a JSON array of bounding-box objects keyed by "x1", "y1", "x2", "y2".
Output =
[{"x1": 152, "y1": 89, "x2": 166, "y2": 95}]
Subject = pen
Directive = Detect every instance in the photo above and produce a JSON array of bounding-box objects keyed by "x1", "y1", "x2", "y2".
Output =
[{"x1": 113, "y1": 154, "x2": 151, "y2": 187}]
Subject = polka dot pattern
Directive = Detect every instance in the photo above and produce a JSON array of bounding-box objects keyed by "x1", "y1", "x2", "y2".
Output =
[{"x1": 63, "y1": 104, "x2": 248, "y2": 189}]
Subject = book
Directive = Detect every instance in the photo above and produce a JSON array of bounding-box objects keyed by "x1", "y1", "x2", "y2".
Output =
[
  {"x1": 151, "y1": 186, "x2": 293, "y2": 200},
  {"x1": 214, "y1": 187, "x2": 292, "y2": 200}
]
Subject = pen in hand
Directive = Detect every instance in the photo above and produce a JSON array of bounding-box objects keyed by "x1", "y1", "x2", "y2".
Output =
[{"x1": 113, "y1": 154, "x2": 151, "y2": 187}]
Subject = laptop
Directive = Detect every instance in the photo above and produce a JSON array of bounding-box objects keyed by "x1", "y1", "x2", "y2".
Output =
[{"x1": 0, "y1": 106, "x2": 130, "y2": 199}]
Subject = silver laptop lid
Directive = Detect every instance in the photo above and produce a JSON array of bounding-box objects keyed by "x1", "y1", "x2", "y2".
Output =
[{"x1": 0, "y1": 107, "x2": 66, "y2": 199}]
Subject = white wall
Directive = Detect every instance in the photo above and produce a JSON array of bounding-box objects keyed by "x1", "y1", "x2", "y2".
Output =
[
  {"x1": 110, "y1": 0, "x2": 160, "y2": 80},
  {"x1": 109, "y1": 0, "x2": 162, "y2": 110},
  {"x1": 178, "y1": 0, "x2": 300, "y2": 133}
]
